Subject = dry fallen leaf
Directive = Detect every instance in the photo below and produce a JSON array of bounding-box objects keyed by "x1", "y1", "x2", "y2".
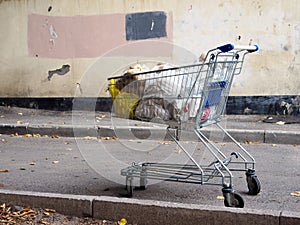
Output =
[
  {"x1": 96, "y1": 114, "x2": 106, "y2": 121},
  {"x1": 118, "y1": 218, "x2": 127, "y2": 225},
  {"x1": 100, "y1": 136, "x2": 112, "y2": 140},
  {"x1": 0, "y1": 183, "x2": 4, "y2": 187},
  {"x1": 276, "y1": 121, "x2": 285, "y2": 125},
  {"x1": 83, "y1": 136, "x2": 98, "y2": 140},
  {"x1": 40, "y1": 219, "x2": 51, "y2": 225},
  {"x1": 52, "y1": 161, "x2": 59, "y2": 164},
  {"x1": 66, "y1": 147, "x2": 72, "y2": 151},
  {"x1": 159, "y1": 141, "x2": 171, "y2": 145},
  {"x1": 23, "y1": 134, "x2": 33, "y2": 138},
  {"x1": 29, "y1": 162, "x2": 36, "y2": 166},
  {"x1": 217, "y1": 196, "x2": 225, "y2": 200},
  {"x1": 17, "y1": 120, "x2": 24, "y2": 124},
  {"x1": 33, "y1": 134, "x2": 41, "y2": 138},
  {"x1": 63, "y1": 141, "x2": 70, "y2": 145},
  {"x1": 44, "y1": 208, "x2": 56, "y2": 213},
  {"x1": 43, "y1": 211, "x2": 50, "y2": 216},
  {"x1": 51, "y1": 135, "x2": 60, "y2": 138},
  {"x1": 245, "y1": 141, "x2": 260, "y2": 145},
  {"x1": 0, "y1": 169, "x2": 9, "y2": 173},
  {"x1": 1, "y1": 138, "x2": 7, "y2": 143},
  {"x1": 19, "y1": 209, "x2": 35, "y2": 217},
  {"x1": 291, "y1": 191, "x2": 300, "y2": 197},
  {"x1": 99, "y1": 136, "x2": 119, "y2": 141}
]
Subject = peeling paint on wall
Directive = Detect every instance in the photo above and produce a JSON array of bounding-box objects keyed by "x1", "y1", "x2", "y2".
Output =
[
  {"x1": 48, "y1": 64, "x2": 70, "y2": 81},
  {"x1": 28, "y1": 12, "x2": 173, "y2": 58},
  {"x1": 28, "y1": 13, "x2": 126, "y2": 58}
]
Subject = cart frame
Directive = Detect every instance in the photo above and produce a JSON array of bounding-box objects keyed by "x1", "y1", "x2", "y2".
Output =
[{"x1": 108, "y1": 43, "x2": 261, "y2": 208}]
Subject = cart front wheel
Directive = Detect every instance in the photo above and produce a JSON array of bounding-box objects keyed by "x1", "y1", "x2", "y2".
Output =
[
  {"x1": 247, "y1": 175, "x2": 261, "y2": 195},
  {"x1": 224, "y1": 193, "x2": 244, "y2": 208}
]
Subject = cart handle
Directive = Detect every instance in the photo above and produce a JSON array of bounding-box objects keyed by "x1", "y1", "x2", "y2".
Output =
[{"x1": 217, "y1": 43, "x2": 259, "y2": 53}]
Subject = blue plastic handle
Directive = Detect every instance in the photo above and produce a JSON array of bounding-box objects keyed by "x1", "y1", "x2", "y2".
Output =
[
  {"x1": 217, "y1": 44, "x2": 234, "y2": 53},
  {"x1": 247, "y1": 45, "x2": 259, "y2": 53},
  {"x1": 217, "y1": 43, "x2": 259, "y2": 53}
]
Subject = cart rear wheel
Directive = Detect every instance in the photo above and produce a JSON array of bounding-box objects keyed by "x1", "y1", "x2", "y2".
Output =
[
  {"x1": 224, "y1": 193, "x2": 244, "y2": 208},
  {"x1": 247, "y1": 175, "x2": 261, "y2": 195}
]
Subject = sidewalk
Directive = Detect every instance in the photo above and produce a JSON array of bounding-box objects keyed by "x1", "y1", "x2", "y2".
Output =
[{"x1": 0, "y1": 106, "x2": 299, "y2": 144}]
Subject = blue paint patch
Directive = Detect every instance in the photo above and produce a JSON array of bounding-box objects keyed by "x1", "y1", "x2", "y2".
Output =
[{"x1": 126, "y1": 11, "x2": 167, "y2": 41}]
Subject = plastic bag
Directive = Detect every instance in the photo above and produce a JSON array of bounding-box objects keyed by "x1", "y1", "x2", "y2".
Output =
[{"x1": 109, "y1": 79, "x2": 140, "y2": 118}]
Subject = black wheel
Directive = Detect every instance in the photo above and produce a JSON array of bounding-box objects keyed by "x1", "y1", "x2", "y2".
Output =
[
  {"x1": 247, "y1": 175, "x2": 261, "y2": 195},
  {"x1": 224, "y1": 192, "x2": 244, "y2": 208},
  {"x1": 126, "y1": 177, "x2": 133, "y2": 197}
]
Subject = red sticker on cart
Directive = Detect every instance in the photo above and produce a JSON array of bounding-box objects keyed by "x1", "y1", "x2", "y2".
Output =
[
  {"x1": 183, "y1": 104, "x2": 189, "y2": 113},
  {"x1": 201, "y1": 107, "x2": 210, "y2": 121}
]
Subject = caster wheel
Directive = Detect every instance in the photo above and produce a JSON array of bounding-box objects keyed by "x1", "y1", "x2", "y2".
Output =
[
  {"x1": 247, "y1": 175, "x2": 261, "y2": 195},
  {"x1": 126, "y1": 177, "x2": 133, "y2": 197},
  {"x1": 224, "y1": 192, "x2": 244, "y2": 208}
]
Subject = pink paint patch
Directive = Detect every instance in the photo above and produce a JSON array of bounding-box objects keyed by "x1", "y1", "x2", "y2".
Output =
[{"x1": 28, "y1": 13, "x2": 173, "y2": 59}]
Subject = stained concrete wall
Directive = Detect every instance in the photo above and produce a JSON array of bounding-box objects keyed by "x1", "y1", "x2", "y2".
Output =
[{"x1": 0, "y1": 0, "x2": 299, "y2": 98}]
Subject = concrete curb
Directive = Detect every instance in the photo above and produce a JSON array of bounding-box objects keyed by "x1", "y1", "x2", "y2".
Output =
[
  {"x1": 1, "y1": 124, "x2": 299, "y2": 144},
  {"x1": 0, "y1": 189, "x2": 93, "y2": 217},
  {"x1": 0, "y1": 189, "x2": 299, "y2": 225},
  {"x1": 265, "y1": 130, "x2": 300, "y2": 145}
]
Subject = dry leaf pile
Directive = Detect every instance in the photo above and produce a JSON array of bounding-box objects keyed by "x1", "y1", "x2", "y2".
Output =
[
  {"x1": 0, "y1": 203, "x2": 136, "y2": 225},
  {"x1": 245, "y1": 141, "x2": 260, "y2": 145},
  {"x1": 0, "y1": 203, "x2": 56, "y2": 224},
  {"x1": 99, "y1": 136, "x2": 119, "y2": 141}
]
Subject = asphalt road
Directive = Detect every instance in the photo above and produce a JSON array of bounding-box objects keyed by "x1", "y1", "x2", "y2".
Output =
[{"x1": 0, "y1": 134, "x2": 299, "y2": 212}]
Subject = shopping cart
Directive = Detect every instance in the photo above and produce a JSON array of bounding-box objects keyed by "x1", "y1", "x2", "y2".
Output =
[{"x1": 107, "y1": 43, "x2": 261, "y2": 208}]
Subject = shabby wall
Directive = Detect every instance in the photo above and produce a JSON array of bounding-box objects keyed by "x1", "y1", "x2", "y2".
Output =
[{"x1": 0, "y1": 0, "x2": 299, "y2": 113}]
